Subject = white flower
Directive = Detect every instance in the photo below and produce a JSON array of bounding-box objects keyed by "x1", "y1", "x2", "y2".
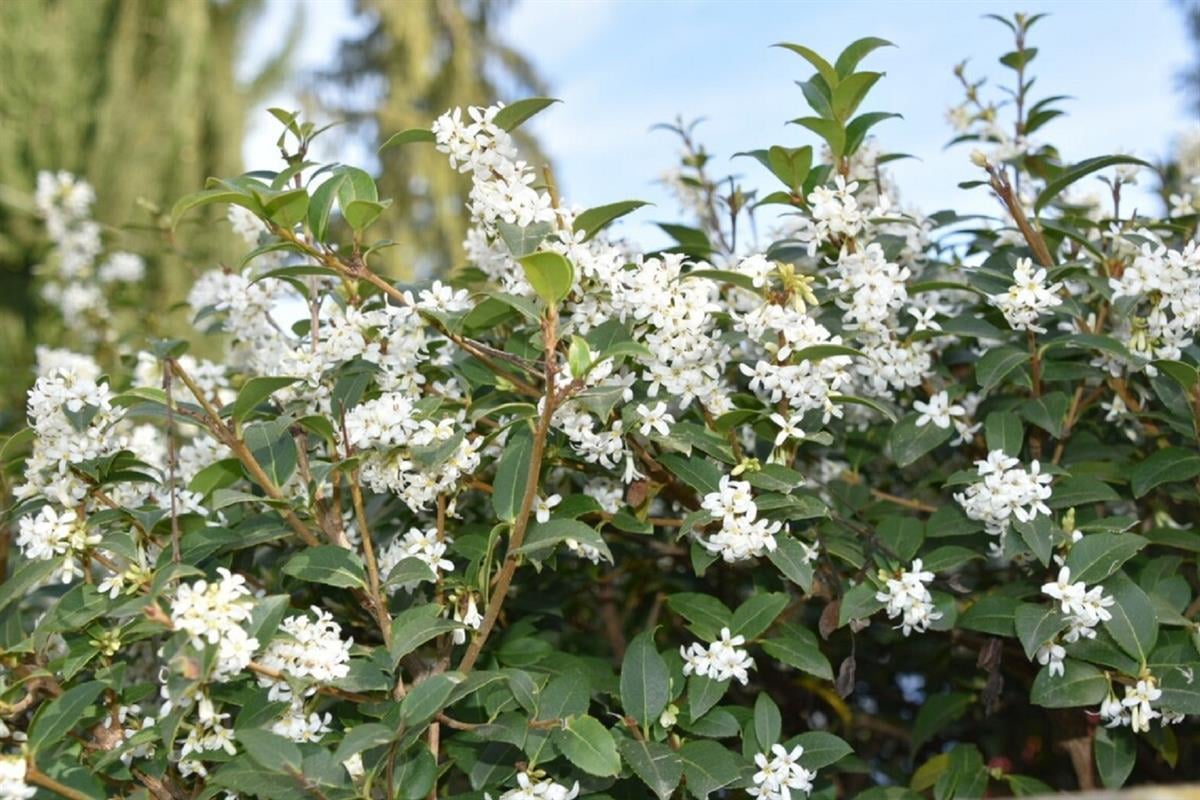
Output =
[
  {"x1": 636, "y1": 402, "x2": 675, "y2": 437},
  {"x1": 1122, "y1": 677, "x2": 1163, "y2": 733},
  {"x1": 491, "y1": 772, "x2": 580, "y2": 800},
  {"x1": 170, "y1": 569, "x2": 258, "y2": 680},
  {"x1": 989, "y1": 257, "x2": 1062, "y2": 333},
  {"x1": 750, "y1": 743, "x2": 815, "y2": 800},
  {"x1": 876, "y1": 559, "x2": 942, "y2": 636},
  {"x1": 681, "y1": 627, "x2": 756, "y2": 685},
  {"x1": 912, "y1": 391, "x2": 964, "y2": 430},
  {"x1": 1036, "y1": 641, "x2": 1066, "y2": 678},
  {"x1": 257, "y1": 607, "x2": 353, "y2": 701},
  {"x1": 954, "y1": 451, "x2": 1053, "y2": 541},
  {"x1": 769, "y1": 412, "x2": 806, "y2": 447},
  {"x1": 699, "y1": 476, "x2": 781, "y2": 562},
  {"x1": 0, "y1": 754, "x2": 35, "y2": 800},
  {"x1": 379, "y1": 528, "x2": 455, "y2": 588},
  {"x1": 535, "y1": 494, "x2": 562, "y2": 523}
]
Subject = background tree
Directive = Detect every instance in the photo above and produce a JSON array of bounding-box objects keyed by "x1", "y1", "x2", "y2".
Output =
[
  {"x1": 0, "y1": 0, "x2": 294, "y2": 423},
  {"x1": 324, "y1": 0, "x2": 548, "y2": 278}
]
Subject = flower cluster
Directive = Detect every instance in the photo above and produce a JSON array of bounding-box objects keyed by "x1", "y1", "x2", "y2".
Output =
[
  {"x1": 1108, "y1": 239, "x2": 1200, "y2": 368},
  {"x1": 0, "y1": 755, "x2": 34, "y2": 800},
  {"x1": 169, "y1": 568, "x2": 258, "y2": 681},
  {"x1": 749, "y1": 744, "x2": 816, "y2": 800},
  {"x1": 491, "y1": 773, "x2": 580, "y2": 800},
  {"x1": 378, "y1": 527, "x2": 456, "y2": 587},
  {"x1": 989, "y1": 257, "x2": 1063, "y2": 333},
  {"x1": 680, "y1": 627, "x2": 756, "y2": 684},
  {"x1": 700, "y1": 476, "x2": 782, "y2": 562},
  {"x1": 34, "y1": 171, "x2": 144, "y2": 338},
  {"x1": 954, "y1": 451, "x2": 1053, "y2": 546},
  {"x1": 1099, "y1": 677, "x2": 1170, "y2": 733},
  {"x1": 1041, "y1": 566, "x2": 1115, "y2": 647},
  {"x1": 876, "y1": 559, "x2": 942, "y2": 636}
]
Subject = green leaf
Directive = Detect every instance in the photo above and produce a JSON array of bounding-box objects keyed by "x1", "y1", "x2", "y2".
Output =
[
  {"x1": 333, "y1": 723, "x2": 394, "y2": 763},
  {"x1": 677, "y1": 740, "x2": 740, "y2": 799},
  {"x1": 239, "y1": 728, "x2": 302, "y2": 774},
  {"x1": 976, "y1": 346, "x2": 1030, "y2": 394},
  {"x1": 28, "y1": 681, "x2": 105, "y2": 754},
  {"x1": 767, "y1": 536, "x2": 815, "y2": 592},
  {"x1": 343, "y1": 198, "x2": 389, "y2": 232},
  {"x1": 282, "y1": 546, "x2": 366, "y2": 589},
  {"x1": 754, "y1": 693, "x2": 782, "y2": 748},
  {"x1": 383, "y1": 556, "x2": 438, "y2": 588},
  {"x1": 762, "y1": 623, "x2": 833, "y2": 681},
  {"x1": 657, "y1": 453, "x2": 721, "y2": 494},
  {"x1": 831, "y1": 71, "x2": 882, "y2": 121},
  {"x1": 1154, "y1": 359, "x2": 1199, "y2": 391},
  {"x1": 959, "y1": 595, "x2": 1019, "y2": 637},
  {"x1": 516, "y1": 519, "x2": 612, "y2": 563},
  {"x1": 877, "y1": 516, "x2": 924, "y2": 562},
  {"x1": 379, "y1": 127, "x2": 436, "y2": 150},
  {"x1": 0, "y1": 558, "x2": 58, "y2": 614},
  {"x1": 573, "y1": 200, "x2": 649, "y2": 241},
  {"x1": 1021, "y1": 391, "x2": 1069, "y2": 437},
  {"x1": 389, "y1": 605, "x2": 460, "y2": 666},
  {"x1": 834, "y1": 36, "x2": 894, "y2": 76},
  {"x1": 231, "y1": 377, "x2": 299, "y2": 423},
  {"x1": 171, "y1": 188, "x2": 260, "y2": 230},
  {"x1": 912, "y1": 692, "x2": 972, "y2": 754},
  {"x1": 1035, "y1": 155, "x2": 1151, "y2": 213},
  {"x1": 492, "y1": 430, "x2": 533, "y2": 522},
  {"x1": 922, "y1": 545, "x2": 983, "y2": 573},
  {"x1": 731, "y1": 592, "x2": 788, "y2": 640},
  {"x1": 556, "y1": 715, "x2": 620, "y2": 777},
  {"x1": 536, "y1": 673, "x2": 591, "y2": 722},
  {"x1": 687, "y1": 674, "x2": 728, "y2": 721},
  {"x1": 1094, "y1": 726, "x2": 1136, "y2": 789},
  {"x1": 498, "y1": 220, "x2": 554, "y2": 258},
  {"x1": 401, "y1": 672, "x2": 464, "y2": 724},
  {"x1": 619, "y1": 739, "x2": 683, "y2": 800},
  {"x1": 1048, "y1": 476, "x2": 1120, "y2": 509},
  {"x1": 262, "y1": 187, "x2": 308, "y2": 227},
  {"x1": 792, "y1": 116, "x2": 846, "y2": 158},
  {"x1": 1130, "y1": 447, "x2": 1200, "y2": 498},
  {"x1": 785, "y1": 731, "x2": 854, "y2": 769},
  {"x1": 307, "y1": 171, "x2": 347, "y2": 241},
  {"x1": 985, "y1": 411, "x2": 1024, "y2": 457},
  {"x1": 839, "y1": 581, "x2": 886, "y2": 627},
  {"x1": 1102, "y1": 572, "x2": 1158, "y2": 663},
  {"x1": 243, "y1": 419, "x2": 297, "y2": 488},
  {"x1": 494, "y1": 97, "x2": 560, "y2": 131},
  {"x1": 667, "y1": 593, "x2": 733, "y2": 641},
  {"x1": 517, "y1": 251, "x2": 575, "y2": 306},
  {"x1": 845, "y1": 111, "x2": 901, "y2": 154},
  {"x1": 1030, "y1": 660, "x2": 1108, "y2": 708},
  {"x1": 392, "y1": 749, "x2": 437, "y2": 800},
  {"x1": 1015, "y1": 603, "x2": 1068, "y2": 660},
  {"x1": 889, "y1": 413, "x2": 954, "y2": 467},
  {"x1": 775, "y1": 43, "x2": 839, "y2": 88},
  {"x1": 1014, "y1": 515, "x2": 1054, "y2": 566},
  {"x1": 1064, "y1": 534, "x2": 1148, "y2": 584},
  {"x1": 620, "y1": 631, "x2": 671, "y2": 727}
]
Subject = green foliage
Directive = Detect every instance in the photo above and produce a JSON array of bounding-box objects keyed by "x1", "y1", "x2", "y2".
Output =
[{"x1": 4, "y1": 11, "x2": 1200, "y2": 800}]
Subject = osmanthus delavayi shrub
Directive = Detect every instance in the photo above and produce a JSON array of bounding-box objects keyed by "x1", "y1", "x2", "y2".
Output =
[{"x1": 2, "y1": 12, "x2": 1199, "y2": 800}]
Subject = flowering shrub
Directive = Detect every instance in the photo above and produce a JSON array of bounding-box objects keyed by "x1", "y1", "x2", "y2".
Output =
[{"x1": 3, "y1": 13, "x2": 1200, "y2": 799}]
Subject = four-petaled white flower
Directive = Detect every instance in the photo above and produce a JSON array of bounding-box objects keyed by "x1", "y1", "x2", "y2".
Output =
[
  {"x1": 535, "y1": 493, "x2": 562, "y2": 523},
  {"x1": 912, "y1": 390, "x2": 965, "y2": 430},
  {"x1": 636, "y1": 402, "x2": 675, "y2": 437}
]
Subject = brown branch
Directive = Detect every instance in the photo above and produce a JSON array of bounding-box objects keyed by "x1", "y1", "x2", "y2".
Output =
[{"x1": 457, "y1": 313, "x2": 560, "y2": 674}]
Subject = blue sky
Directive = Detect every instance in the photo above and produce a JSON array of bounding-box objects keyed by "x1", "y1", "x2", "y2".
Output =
[{"x1": 246, "y1": 0, "x2": 1195, "y2": 248}]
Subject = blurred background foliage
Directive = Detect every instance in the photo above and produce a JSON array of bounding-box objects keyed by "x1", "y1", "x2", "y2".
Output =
[{"x1": 0, "y1": 0, "x2": 544, "y2": 426}]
